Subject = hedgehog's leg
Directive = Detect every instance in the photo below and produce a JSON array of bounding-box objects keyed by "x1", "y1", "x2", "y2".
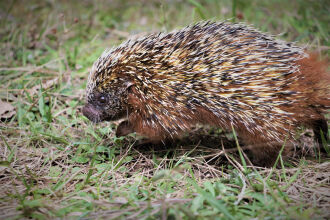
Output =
[
  {"x1": 246, "y1": 143, "x2": 290, "y2": 167},
  {"x1": 115, "y1": 119, "x2": 159, "y2": 146},
  {"x1": 123, "y1": 112, "x2": 170, "y2": 143},
  {"x1": 238, "y1": 131, "x2": 292, "y2": 167},
  {"x1": 116, "y1": 120, "x2": 134, "y2": 137},
  {"x1": 115, "y1": 117, "x2": 167, "y2": 147}
]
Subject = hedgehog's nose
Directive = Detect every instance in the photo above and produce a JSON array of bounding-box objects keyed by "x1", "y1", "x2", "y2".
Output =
[{"x1": 82, "y1": 104, "x2": 102, "y2": 123}]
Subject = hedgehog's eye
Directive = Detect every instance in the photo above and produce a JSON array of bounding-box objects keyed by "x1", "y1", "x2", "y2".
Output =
[{"x1": 98, "y1": 95, "x2": 107, "y2": 104}]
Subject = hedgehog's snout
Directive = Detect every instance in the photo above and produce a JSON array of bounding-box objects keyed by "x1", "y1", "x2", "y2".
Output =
[{"x1": 82, "y1": 104, "x2": 103, "y2": 123}]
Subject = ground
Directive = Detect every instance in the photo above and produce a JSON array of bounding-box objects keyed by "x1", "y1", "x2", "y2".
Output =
[{"x1": 0, "y1": 0, "x2": 329, "y2": 219}]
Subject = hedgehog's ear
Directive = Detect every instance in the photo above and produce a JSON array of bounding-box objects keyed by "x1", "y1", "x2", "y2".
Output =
[
  {"x1": 124, "y1": 81, "x2": 134, "y2": 89},
  {"x1": 120, "y1": 81, "x2": 134, "y2": 94}
]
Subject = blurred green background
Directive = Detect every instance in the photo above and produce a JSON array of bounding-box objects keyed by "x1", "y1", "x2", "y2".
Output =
[{"x1": 1, "y1": 0, "x2": 329, "y2": 71}]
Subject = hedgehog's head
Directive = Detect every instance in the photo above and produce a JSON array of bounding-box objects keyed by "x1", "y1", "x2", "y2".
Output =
[{"x1": 82, "y1": 51, "x2": 134, "y2": 123}]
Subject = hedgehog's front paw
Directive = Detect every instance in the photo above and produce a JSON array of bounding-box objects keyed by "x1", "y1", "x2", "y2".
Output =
[{"x1": 116, "y1": 120, "x2": 134, "y2": 137}]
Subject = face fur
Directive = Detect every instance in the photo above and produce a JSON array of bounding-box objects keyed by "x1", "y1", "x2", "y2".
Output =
[
  {"x1": 82, "y1": 62, "x2": 133, "y2": 123},
  {"x1": 82, "y1": 88, "x2": 127, "y2": 123}
]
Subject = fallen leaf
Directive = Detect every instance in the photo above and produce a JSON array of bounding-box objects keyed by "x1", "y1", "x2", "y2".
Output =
[
  {"x1": 29, "y1": 77, "x2": 59, "y2": 96},
  {"x1": 0, "y1": 100, "x2": 16, "y2": 119}
]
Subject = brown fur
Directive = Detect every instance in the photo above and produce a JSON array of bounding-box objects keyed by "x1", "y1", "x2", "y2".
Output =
[{"x1": 123, "y1": 52, "x2": 329, "y2": 166}]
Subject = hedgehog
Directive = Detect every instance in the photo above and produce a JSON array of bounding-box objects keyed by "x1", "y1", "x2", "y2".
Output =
[{"x1": 82, "y1": 21, "x2": 329, "y2": 166}]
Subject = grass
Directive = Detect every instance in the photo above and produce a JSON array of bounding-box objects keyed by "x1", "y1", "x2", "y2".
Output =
[{"x1": 0, "y1": 0, "x2": 329, "y2": 219}]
